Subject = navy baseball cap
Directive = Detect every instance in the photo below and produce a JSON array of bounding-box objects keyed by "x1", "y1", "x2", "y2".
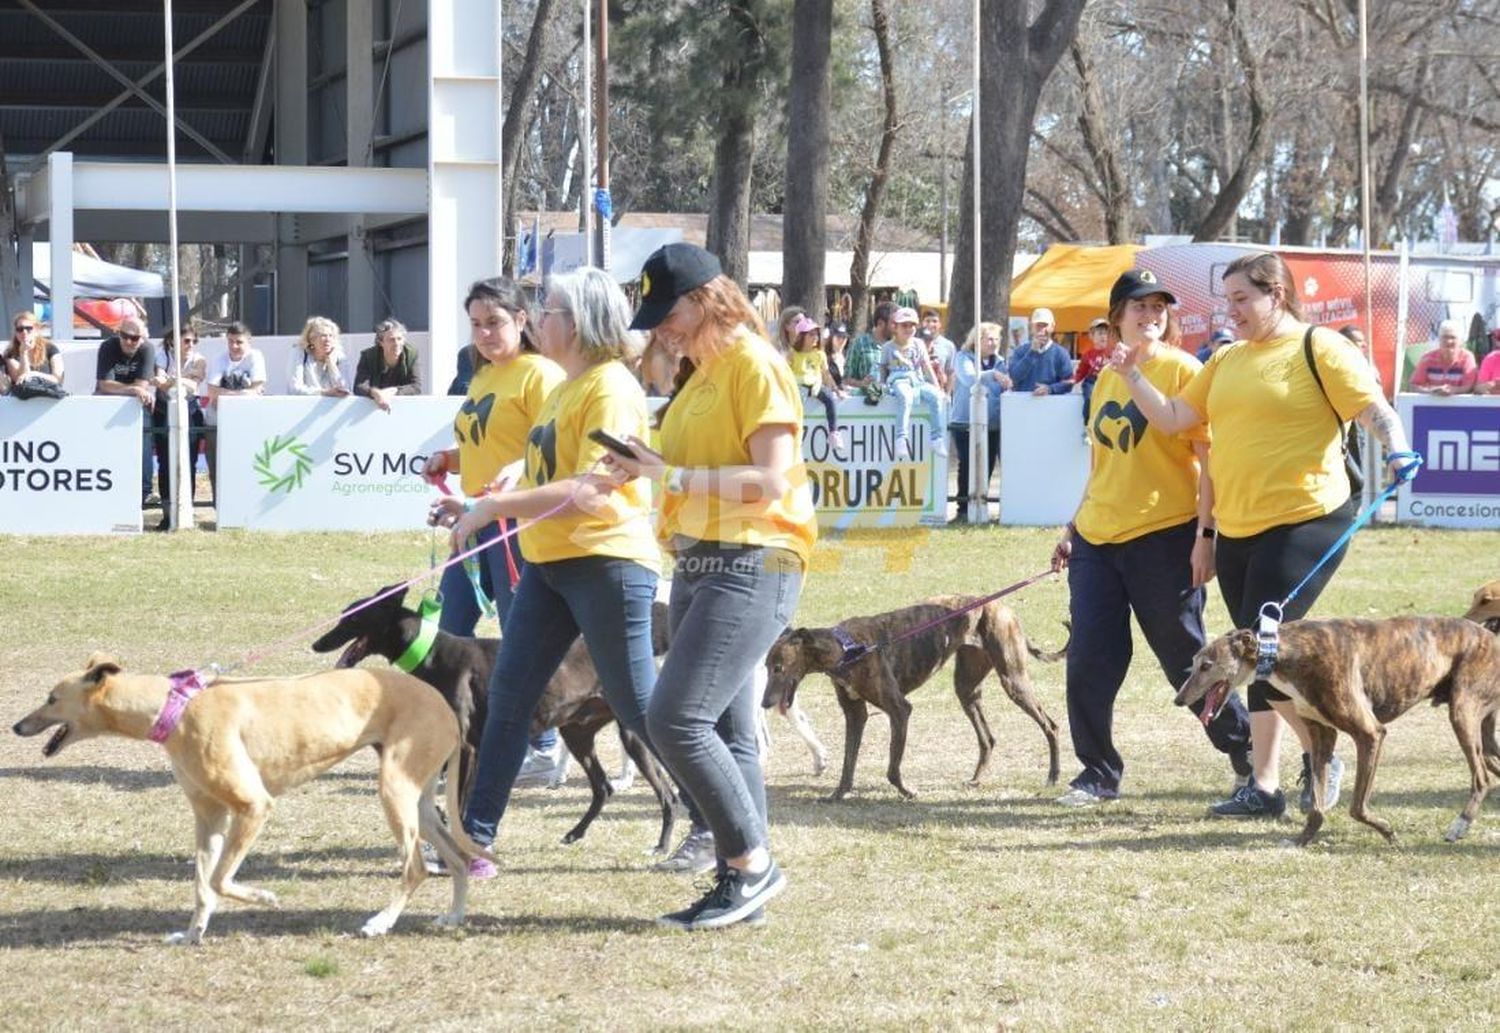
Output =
[
  {"x1": 1109, "y1": 269, "x2": 1177, "y2": 309},
  {"x1": 630, "y1": 243, "x2": 723, "y2": 331}
]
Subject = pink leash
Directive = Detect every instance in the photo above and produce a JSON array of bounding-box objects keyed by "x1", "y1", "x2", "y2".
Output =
[{"x1": 433, "y1": 476, "x2": 521, "y2": 590}]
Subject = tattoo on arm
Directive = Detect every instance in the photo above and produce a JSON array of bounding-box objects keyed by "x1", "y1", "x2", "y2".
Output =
[{"x1": 1357, "y1": 401, "x2": 1407, "y2": 451}]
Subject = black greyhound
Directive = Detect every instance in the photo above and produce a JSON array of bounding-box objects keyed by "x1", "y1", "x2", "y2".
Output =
[{"x1": 311, "y1": 585, "x2": 679, "y2": 853}]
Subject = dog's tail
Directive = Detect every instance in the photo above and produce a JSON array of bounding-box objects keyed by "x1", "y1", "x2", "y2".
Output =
[
  {"x1": 1025, "y1": 621, "x2": 1071, "y2": 663},
  {"x1": 442, "y1": 746, "x2": 499, "y2": 864}
]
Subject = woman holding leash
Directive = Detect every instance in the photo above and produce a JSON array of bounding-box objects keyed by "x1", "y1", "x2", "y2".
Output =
[
  {"x1": 604, "y1": 242, "x2": 816, "y2": 931},
  {"x1": 1110, "y1": 252, "x2": 1415, "y2": 819},
  {"x1": 1051, "y1": 270, "x2": 1251, "y2": 806},
  {"x1": 433, "y1": 266, "x2": 659, "y2": 872}
]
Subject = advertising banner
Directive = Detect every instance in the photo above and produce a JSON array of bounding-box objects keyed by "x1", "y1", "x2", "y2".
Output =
[
  {"x1": 1395, "y1": 393, "x2": 1500, "y2": 529},
  {"x1": 801, "y1": 396, "x2": 946, "y2": 529},
  {"x1": 0, "y1": 397, "x2": 143, "y2": 533},
  {"x1": 999, "y1": 393, "x2": 1090, "y2": 526},
  {"x1": 217, "y1": 396, "x2": 459, "y2": 530}
]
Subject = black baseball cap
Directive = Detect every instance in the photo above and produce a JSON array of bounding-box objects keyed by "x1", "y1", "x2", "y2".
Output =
[
  {"x1": 630, "y1": 243, "x2": 723, "y2": 330},
  {"x1": 1109, "y1": 269, "x2": 1177, "y2": 309},
  {"x1": 829, "y1": 321, "x2": 849, "y2": 336}
]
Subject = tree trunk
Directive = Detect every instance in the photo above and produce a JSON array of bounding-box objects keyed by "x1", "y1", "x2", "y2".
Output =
[
  {"x1": 781, "y1": 0, "x2": 833, "y2": 318},
  {"x1": 705, "y1": 61, "x2": 758, "y2": 287},
  {"x1": 1069, "y1": 39, "x2": 1129, "y2": 244},
  {"x1": 500, "y1": 0, "x2": 564, "y2": 276},
  {"x1": 1371, "y1": 57, "x2": 1429, "y2": 245},
  {"x1": 949, "y1": 0, "x2": 1087, "y2": 345},
  {"x1": 849, "y1": 0, "x2": 897, "y2": 334},
  {"x1": 1192, "y1": 0, "x2": 1268, "y2": 243}
]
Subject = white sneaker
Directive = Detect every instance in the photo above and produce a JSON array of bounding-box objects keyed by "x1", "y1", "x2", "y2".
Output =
[
  {"x1": 1056, "y1": 786, "x2": 1109, "y2": 807},
  {"x1": 513, "y1": 743, "x2": 569, "y2": 789},
  {"x1": 930, "y1": 434, "x2": 949, "y2": 458},
  {"x1": 831, "y1": 428, "x2": 848, "y2": 455},
  {"x1": 895, "y1": 435, "x2": 911, "y2": 460}
]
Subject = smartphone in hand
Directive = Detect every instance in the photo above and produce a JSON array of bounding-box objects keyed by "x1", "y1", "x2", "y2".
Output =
[{"x1": 587, "y1": 428, "x2": 639, "y2": 459}]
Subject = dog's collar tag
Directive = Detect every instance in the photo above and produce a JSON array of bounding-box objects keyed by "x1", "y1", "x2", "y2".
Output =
[
  {"x1": 1255, "y1": 603, "x2": 1282, "y2": 680},
  {"x1": 830, "y1": 626, "x2": 870, "y2": 670},
  {"x1": 148, "y1": 669, "x2": 210, "y2": 744},
  {"x1": 395, "y1": 614, "x2": 441, "y2": 673}
]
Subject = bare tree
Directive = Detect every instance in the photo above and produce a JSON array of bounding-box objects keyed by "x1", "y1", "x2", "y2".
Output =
[
  {"x1": 848, "y1": 0, "x2": 898, "y2": 333},
  {"x1": 781, "y1": 0, "x2": 833, "y2": 316}
]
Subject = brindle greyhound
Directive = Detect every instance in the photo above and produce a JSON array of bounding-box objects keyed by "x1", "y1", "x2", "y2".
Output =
[
  {"x1": 1463, "y1": 579, "x2": 1500, "y2": 633},
  {"x1": 1177, "y1": 616, "x2": 1500, "y2": 846},
  {"x1": 763, "y1": 595, "x2": 1066, "y2": 800}
]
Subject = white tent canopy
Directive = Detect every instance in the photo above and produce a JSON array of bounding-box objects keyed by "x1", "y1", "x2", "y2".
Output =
[{"x1": 32, "y1": 242, "x2": 165, "y2": 299}]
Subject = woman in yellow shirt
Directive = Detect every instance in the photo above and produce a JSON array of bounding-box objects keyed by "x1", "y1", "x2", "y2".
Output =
[
  {"x1": 433, "y1": 267, "x2": 660, "y2": 867},
  {"x1": 1051, "y1": 270, "x2": 1251, "y2": 806},
  {"x1": 424, "y1": 278, "x2": 564, "y2": 636},
  {"x1": 1113, "y1": 252, "x2": 1413, "y2": 820},
  {"x1": 606, "y1": 242, "x2": 816, "y2": 931}
]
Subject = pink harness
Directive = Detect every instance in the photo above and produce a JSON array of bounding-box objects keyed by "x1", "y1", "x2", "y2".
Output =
[{"x1": 148, "y1": 669, "x2": 211, "y2": 744}]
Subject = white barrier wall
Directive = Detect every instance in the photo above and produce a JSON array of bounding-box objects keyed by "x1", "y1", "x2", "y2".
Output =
[
  {"x1": 1395, "y1": 393, "x2": 1500, "y2": 529},
  {"x1": 998, "y1": 393, "x2": 1090, "y2": 526},
  {"x1": 0, "y1": 397, "x2": 143, "y2": 533},
  {"x1": 802, "y1": 395, "x2": 946, "y2": 529},
  {"x1": 217, "y1": 396, "x2": 460, "y2": 531}
]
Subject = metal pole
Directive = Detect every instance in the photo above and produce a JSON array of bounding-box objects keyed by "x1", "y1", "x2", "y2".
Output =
[
  {"x1": 967, "y1": 0, "x2": 987, "y2": 525},
  {"x1": 593, "y1": 0, "x2": 610, "y2": 274},
  {"x1": 580, "y1": 0, "x2": 593, "y2": 266},
  {"x1": 497, "y1": 0, "x2": 505, "y2": 275},
  {"x1": 1357, "y1": 0, "x2": 1376, "y2": 508},
  {"x1": 164, "y1": 0, "x2": 192, "y2": 531},
  {"x1": 939, "y1": 80, "x2": 948, "y2": 304}
]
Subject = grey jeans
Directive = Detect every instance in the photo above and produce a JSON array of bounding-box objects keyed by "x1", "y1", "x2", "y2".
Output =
[{"x1": 646, "y1": 542, "x2": 803, "y2": 859}]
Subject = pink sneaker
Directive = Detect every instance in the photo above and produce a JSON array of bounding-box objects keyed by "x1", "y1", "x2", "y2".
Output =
[{"x1": 468, "y1": 855, "x2": 498, "y2": 880}]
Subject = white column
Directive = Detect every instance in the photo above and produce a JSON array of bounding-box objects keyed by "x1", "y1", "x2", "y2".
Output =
[
  {"x1": 274, "y1": 0, "x2": 308, "y2": 333},
  {"x1": 427, "y1": 0, "x2": 503, "y2": 392},
  {"x1": 346, "y1": 0, "x2": 375, "y2": 332},
  {"x1": 47, "y1": 152, "x2": 74, "y2": 342}
]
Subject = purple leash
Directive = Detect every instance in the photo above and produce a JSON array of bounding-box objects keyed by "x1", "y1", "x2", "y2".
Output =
[{"x1": 831, "y1": 569, "x2": 1057, "y2": 670}]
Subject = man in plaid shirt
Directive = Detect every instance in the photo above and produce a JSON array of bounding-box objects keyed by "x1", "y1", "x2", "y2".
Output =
[{"x1": 845, "y1": 301, "x2": 896, "y2": 387}]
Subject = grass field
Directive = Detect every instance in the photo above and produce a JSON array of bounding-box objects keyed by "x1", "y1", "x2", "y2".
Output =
[{"x1": 3, "y1": 521, "x2": 1499, "y2": 1031}]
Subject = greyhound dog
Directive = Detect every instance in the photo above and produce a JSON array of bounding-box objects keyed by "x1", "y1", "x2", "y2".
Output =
[
  {"x1": 311, "y1": 586, "x2": 680, "y2": 853},
  {"x1": 763, "y1": 595, "x2": 1066, "y2": 800},
  {"x1": 1176, "y1": 617, "x2": 1500, "y2": 846},
  {"x1": 1463, "y1": 579, "x2": 1500, "y2": 632},
  {"x1": 12, "y1": 656, "x2": 492, "y2": 944}
]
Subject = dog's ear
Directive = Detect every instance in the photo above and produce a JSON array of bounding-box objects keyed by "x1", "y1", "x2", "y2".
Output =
[
  {"x1": 83, "y1": 653, "x2": 122, "y2": 683},
  {"x1": 377, "y1": 583, "x2": 409, "y2": 607},
  {"x1": 1228, "y1": 629, "x2": 1258, "y2": 664}
]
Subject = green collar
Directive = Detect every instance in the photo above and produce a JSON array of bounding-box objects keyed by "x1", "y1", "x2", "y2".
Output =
[{"x1": 394, "y1": 593, "x2": 443, "y2": 673}]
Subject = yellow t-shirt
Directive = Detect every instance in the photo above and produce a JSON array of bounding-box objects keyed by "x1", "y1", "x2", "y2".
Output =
[
  {"x1": 1075, "y1": 348, "x2": 1208, "y2": 545},
  {"x1": 788, "y1": 347, "x2": 826, "y2": 390},
  {"x1": 516, "y1": 360, "x2": 660, "y2": 570},
  {"x1": 1176, "y1": 326, "x2": 1382, "y2": 538},
  {"x1": 454, "y1": 353, "x2": 565, "y2": 497},
  {"x1": 657, "y1": 331, "x2": 819, "y2": 569}
]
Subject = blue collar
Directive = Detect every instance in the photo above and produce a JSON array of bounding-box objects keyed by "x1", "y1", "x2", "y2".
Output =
[{"x1": 830, "y1": 626, "x2": 870, "y2": 670}]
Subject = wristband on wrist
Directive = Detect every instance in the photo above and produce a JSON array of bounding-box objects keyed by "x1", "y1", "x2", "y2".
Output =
[
  {"x1": 1199, "y1": 526, "x2": 1216, "y2": 540},
  {"x1": 660, "y1": 464, "x2": 687, "y2": 495}
]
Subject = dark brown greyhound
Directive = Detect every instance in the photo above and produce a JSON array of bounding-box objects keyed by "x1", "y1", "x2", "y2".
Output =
[
  {"x1": 1176, "y1": 616, "x2": 1500, "y2": 846},
  {"x1": 762, "y1": 595, "x2": 1065, "y2": 800}
]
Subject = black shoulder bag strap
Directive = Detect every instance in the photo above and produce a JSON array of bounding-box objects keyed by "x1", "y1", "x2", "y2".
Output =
[{"x1": 1301, "y1": 327, "x2": 1363, "y2": 492}]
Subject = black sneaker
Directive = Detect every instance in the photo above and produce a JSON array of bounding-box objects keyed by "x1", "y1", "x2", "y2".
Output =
[
  {"x1": 1297, "y1": 752, "x2": 1344, "y2": 813},
  {"x1": 656, "y1": 862, "x2": 786, "y2": 931},
  {"x1": 1208, "y1": 781, "x2": 1286, "y2": 819}
]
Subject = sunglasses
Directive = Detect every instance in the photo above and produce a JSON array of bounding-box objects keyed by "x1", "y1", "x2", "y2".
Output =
[
  {"x1": 119, "y1": 332, "x2": 143, "y2": 341},
  {"x1": 16, "y1": 325, "x2": 37, "y2": 333}
]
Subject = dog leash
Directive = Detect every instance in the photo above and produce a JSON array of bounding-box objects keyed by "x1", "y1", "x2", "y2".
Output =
[
  {"x1": 831, "y1": 568, "x2": 1058, "y2": 671},
  {"x1": 1255, "y1": 453, "x2": 1423, "y2": 677},
  {"x1": 434, "y1": 475, "x2": 523, "y2": 593}
]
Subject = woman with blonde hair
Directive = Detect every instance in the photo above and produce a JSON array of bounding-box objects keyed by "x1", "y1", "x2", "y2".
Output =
[
  {"x1": 950, "y1": 321, "x2": 1005, "y2": 521},
  {"x1": 287, "y1": 316, "x2": 349, "y2": 396},
  {"x1": 433, "y1": 266, "x2": 660, "y2": 877},
  {"x1": 605, "y1": 242, "x2": 817, "y2": 931}
]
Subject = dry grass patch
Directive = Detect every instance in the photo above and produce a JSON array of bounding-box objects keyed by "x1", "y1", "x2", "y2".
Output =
[{"x1": 3, "y1": 524, "x2": 1500, "y2": 1029}]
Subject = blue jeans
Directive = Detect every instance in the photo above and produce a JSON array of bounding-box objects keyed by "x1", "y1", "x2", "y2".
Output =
[
  {"x1": 461, "y1": 555, "x2": 659, "y2": 846},
  {"x1": 887, "y1": 373, "x2": 946, "y2": 444},
  {"x1": 647, "y1": 543, "x2": 803, "y2": 859},
  {"x1": 1065, "y1": 520, "x2": 1251, "y2": 795}
]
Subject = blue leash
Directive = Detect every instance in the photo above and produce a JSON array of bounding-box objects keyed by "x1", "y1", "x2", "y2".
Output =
[{"x1": 1256, "y1": 451, "x2": 1423, "y2": 677}]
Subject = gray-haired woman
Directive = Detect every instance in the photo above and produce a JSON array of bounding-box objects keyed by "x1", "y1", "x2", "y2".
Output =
[{"x1": 431, "y1": 267, "x2": 661, "y2": 876}]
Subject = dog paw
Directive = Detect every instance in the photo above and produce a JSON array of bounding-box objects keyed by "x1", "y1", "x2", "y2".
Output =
[
  {"x1": 164, "y1": 929, "x2": 203, "y2": 946},
  {"x1": 360, "y1": 915, "x2": 394, "y2": 938},
  {"x1": 1444, "y1": 817, "x2": 1471, "y2": 842},
  {"x1": 247, "y1": 888, "x2": 279, "y2": 906},
  {"x1": 432, "y1": 911, "x2": 466, "y2": 930}
]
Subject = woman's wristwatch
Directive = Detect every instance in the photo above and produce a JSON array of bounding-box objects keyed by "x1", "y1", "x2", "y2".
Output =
[
  {"x1": 660, "y1": 465, "x2": 687, "y2": 495},
  {"x1": 1199, "y1": 526, "x2": 1217, "y2": 540}
]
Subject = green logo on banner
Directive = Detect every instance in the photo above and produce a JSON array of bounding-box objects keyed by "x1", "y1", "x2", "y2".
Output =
[{"x1": 254, "y1": 434, "x2": 314, "y2": 493}]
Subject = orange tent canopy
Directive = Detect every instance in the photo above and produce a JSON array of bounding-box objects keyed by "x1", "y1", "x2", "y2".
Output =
[{"x1": 1008, "y1": 243, "x2": 1142, "y2": 334}]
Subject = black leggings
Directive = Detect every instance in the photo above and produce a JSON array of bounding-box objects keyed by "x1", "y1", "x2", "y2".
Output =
[
  {"x1": 804, "y1": 385, "x2": 837, "y2": 434},
  {"x1": 1215, "y1": 498, "x2": 1357, "y2": 712}
]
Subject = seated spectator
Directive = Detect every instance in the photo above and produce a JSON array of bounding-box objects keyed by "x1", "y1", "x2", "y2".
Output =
[
  {"x1": 1073, "y1": 316, "x2": 1112, "y2": 428},
  {"x1": 95, "y1": 316, "x2": 159, "y2": 503},
  {"x1": 788, "y1": 314, "x2": 846, "y2": 452},
  {"x1": 824, "y1": 321, "x2": 850, "y2": 386},
  {"x1": 287, "y1": 316, "x2": 351, "y2": 397},
  {"x1": 1196, "y1": 327, "x2": 1234, "y2": 364},
  {"x1": 1007, "y1": 307, "x2": 1073, "y2": 395},
  {"x1": 354, "y1": 318, "x2": 421, "y2": 411},
  {"x1": 775, "y1": 306, "x2": 806, "y2": 357},
  {"x1": 5, "y1": 312, "x2": 65, "y2": 395},
  {"x1": 880, "y1": 306, "x2": 949, "y2": 458},
  {"x1": 447, "y1": 343, "x2": 477, "y2": 396},
  {"x1": 1475, "y1": 346, "x2": 1500, "y2": 396},
  {"x1": 152, "y1": 325, "x2": 208, "y2": 523},
  {"x1": 921, "y1": 309, "x2": 956, "y2": 392},
  {"x1": 1411, "y1": 319, "x2": 1476, "y2": 396},
  {"x1": 205, "y1": 321, "x2": 268, "y2": 505}
]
